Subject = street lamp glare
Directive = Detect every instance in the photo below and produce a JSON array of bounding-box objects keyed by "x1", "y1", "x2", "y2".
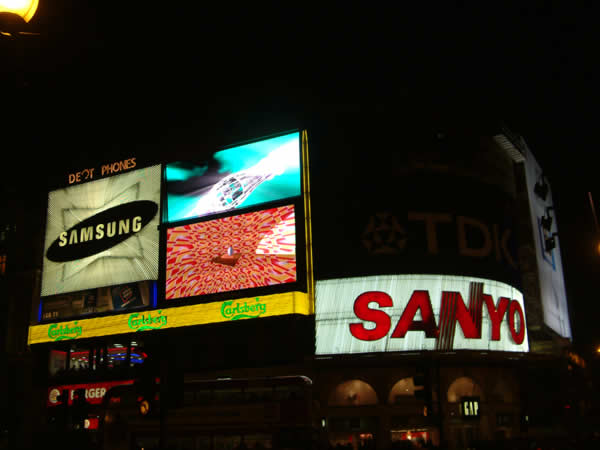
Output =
[{"x1": 0, "y1": 0, "x2": 38, "y2": 23}]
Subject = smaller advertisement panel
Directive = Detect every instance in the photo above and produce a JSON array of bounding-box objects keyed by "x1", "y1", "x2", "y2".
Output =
[
  {"x1": 41, "y1": 281, "x2": 153, "y2": 321},
  {"x1": 166, "y1": 132, "x2": 301, "y2": 222},
  {"x1": 166, "y1": 204, "x2": 296, "y2": 300},
  {"x1": 523, "y1": 149, "x2": 571, "y2": 339},
  {"x1": 29, "y1": 291, "x2": 310, "y2": 344},
  {"x1": 47, "y1": 380, "x2": 135, "y2": 407},
  {"x1": 315, "y1": 274, "x2": 528, "y2": 355}
]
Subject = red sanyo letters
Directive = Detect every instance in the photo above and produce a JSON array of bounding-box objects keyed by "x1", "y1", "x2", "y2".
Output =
[{"x1": 349, "y1": 287, "x2": 525, "y2": 345}]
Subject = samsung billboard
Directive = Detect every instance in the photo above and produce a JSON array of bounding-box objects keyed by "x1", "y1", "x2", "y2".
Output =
[
  {"x1": 315, "y1": 274, "x2": 528, "y2": 355},
  {"x1": 41, "y1": 165, "x2": 161, "y2": 296}
]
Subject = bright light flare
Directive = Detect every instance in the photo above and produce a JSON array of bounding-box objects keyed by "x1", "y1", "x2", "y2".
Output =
[{"x1": 0, "y1": 0, "x2": 38, "y2": 23}]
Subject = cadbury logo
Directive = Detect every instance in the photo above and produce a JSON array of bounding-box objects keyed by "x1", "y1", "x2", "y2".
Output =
[{"x1": 46, "y1": 200, "x2": 158, "y2": 262}]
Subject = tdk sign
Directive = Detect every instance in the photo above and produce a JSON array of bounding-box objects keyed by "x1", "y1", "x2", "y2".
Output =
[{"x1": 46, "y1": 201, "x2": 158, "y2": 262}]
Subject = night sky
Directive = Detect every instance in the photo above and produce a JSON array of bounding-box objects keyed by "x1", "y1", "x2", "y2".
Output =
[{"x1": 2, "y1": 3, "x2": 599, "y2": 356}]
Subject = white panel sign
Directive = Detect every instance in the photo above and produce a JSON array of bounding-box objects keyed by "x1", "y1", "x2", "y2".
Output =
[
  {"x1": 41, "y1": 165, "x2": 161, "y2": 296},
  {"x1": 523, "y1": 150, "x2": 571, "y2": 339},
  {"x1": 315, "y1": 274, "x2": 529, "y2": 355}
]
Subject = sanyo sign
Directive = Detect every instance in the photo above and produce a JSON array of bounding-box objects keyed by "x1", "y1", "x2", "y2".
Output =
[{"x1": 315, "y1": 274, "x2": 528, "y2": 355}]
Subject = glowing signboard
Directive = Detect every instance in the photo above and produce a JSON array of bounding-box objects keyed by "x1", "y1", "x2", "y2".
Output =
[
  {"x1": 523, "y1": 149, "x2": 571, "y2": 339},
  {"x1": 315, "y1": 274, "x2": 528, "y2": 355},
  {"x1": 41, "y1": 281, "x2": 153, "y2": 321},
  {"x1": 461, "y1": 397, "x2": 480, "y2": 419},
  {"x1": 28, "y1": 291, "x2": 310, "y2": 344},
  {"x1": 47, "y1": 380, "x2": 135, "y2": 407},
  {"x1": 41, "y1": 165, "x2": 161, "y2": 296},
  {"x1": 166, "y1": 204, "x2": 297, "y2": 299},
  {"x1": 165, "y1": 132, "x2": 301, "y2": 222}
]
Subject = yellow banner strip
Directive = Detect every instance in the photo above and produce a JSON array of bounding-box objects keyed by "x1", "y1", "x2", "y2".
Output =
[{"x1": 28, "y1": 291, "x2": 310, "y2": 345}]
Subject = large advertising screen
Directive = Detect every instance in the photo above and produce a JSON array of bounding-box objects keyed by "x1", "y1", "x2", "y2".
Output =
[
  {"x1": 41, "y1": 165, "x2": 161, "y2": 297},
  {"x1": 315, "y1": 274, "x2": 529, "y2": 355},
  {"x1": 523, "y1": 149, "x2": 571, "y2": 339},
  {"x1": 166, "y1": 204, "x2": 296, "y2": 299},
  {"x1": 165, "y1": 132, "x2": 301, "y2": 223}
]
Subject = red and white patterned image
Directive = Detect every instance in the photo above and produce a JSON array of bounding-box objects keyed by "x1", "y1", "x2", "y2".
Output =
[{"x1": 166, "y1": 205, "x2": 296, "y2": 299}]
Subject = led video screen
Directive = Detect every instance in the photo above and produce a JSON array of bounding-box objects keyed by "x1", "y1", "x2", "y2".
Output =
[
  {"x1": 166, "y1": 132, "x2": 301, "y2": 222},
  {"x1": 41, "y1": 281, "x2": 153, "y2": 321},
  {"x1": 41, "y1": 165, "x2": 161, "y2": 296},
  {"x1": 166, "y1": 204, "x2": 296, "y2": 299}
]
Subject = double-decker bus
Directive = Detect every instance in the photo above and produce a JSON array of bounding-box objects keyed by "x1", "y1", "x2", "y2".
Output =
[{"x1": 102, "y1": 375, "x2": 317, "y2": 450}]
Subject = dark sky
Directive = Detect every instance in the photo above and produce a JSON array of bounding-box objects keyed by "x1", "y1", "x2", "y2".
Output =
[{"x1": 3, "y1": 3, "x2": 599, "y2": 355}]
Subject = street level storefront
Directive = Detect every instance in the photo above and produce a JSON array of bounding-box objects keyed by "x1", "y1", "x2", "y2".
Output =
[{"x1": 312, "y1": 354, "x2": 527, "y2": 450}]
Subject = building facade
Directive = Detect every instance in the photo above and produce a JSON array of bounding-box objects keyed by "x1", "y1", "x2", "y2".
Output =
[{"x1": 3, "y1": 110, "x2": 584, "y2": 449}]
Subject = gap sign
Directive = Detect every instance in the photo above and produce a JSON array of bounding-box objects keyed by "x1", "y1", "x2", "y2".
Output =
[{"x1": 315, "y1": 275, "x2": 528, "y2": 355}]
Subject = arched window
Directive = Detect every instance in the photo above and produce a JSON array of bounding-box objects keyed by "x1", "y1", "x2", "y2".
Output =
[
  {"x1": 328, "y1": 380, "x2": 378, "y2": 406},
  {"x1": 388, "y1": 378, "x2": 415, "y2": 404},
  {"x1": 447, "y1": 376, "x2": 483, "y2": 403}
]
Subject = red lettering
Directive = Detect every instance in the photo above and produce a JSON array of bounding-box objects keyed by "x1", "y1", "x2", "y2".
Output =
[
  {"x1": 508, "y1": 300, "x2": 525, "y2": 344},
  {"x1": 484, "y1": 295, "x2": 509, "y2": 341},
  {"x1": 448, "y1": 291, "x2": 479, "y2": 338},
  {"x1": 349, "y1": 291, "x2": 393, "y2": 341},
  {"x1": 391, "y1": 290, "x2": 438, "y2": 338}
]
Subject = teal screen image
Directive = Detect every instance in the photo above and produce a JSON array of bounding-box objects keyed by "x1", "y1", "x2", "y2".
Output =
[{"x1": 166, "y1": 132, "x2": 301, "y2": 222}]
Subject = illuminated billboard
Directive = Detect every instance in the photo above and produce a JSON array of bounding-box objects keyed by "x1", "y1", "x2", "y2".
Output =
[
  {"x1": 41, "y1": 165, "x2": 161, "y2": 297},
  {"x1": 28, "y1": 291, "x2": 310, "y2": 344},
  {"x1": 523, "y1": 149, "x2": 571, "y2": 339},
  {"x1": 315, "y1": 274, "x2": 528, "y2": 355},
  {"x1": 47, "y1": 380, "x2": 135, "y2": 407},
  {"x1": 165, "y1": 132, "x2": 301, "y2": 222},
  {"x1": 41, "y1": 281, "x2": 154, "y2": 321},
  {"x1": 166, "y1": 204, "x2": 296, "y2": 299}
]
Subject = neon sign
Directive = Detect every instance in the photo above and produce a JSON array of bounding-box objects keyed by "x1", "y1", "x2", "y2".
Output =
[
  {"x1": 48, "y1": 322, "x2": 83, "y2": 341},
  {"x1": 221, "y1": 298, "x2": 267, "y2": 321},
  {"x1": 128, "y1": 311, "x2": 168, "y2": 331},
  {"x1": 315, "y1": 275, "x2": 528, "y2": 355},
  {"x1": 29, "y1": 291, "x2": 310, "y2": 344}
]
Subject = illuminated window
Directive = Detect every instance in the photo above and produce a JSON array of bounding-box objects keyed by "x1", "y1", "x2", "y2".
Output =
[
  {"x1": 106, "y1": 341, "x2": 128, "y2": 369},
  {"x1": 328, "y1": 380, "x2": 378, "y2": 406},
  {"x1": 388, "y1": 378, "x2": 416, "y2": 404},
  {"x1": 447, "y1": 376, "x2": 483, "y2": 403},
  {"x1": 49, "y1": 350, "x2": 67, "y2": 376},
  {"x1": 90, "y1": 347, "x2": 105, "y2": 371},
  {"x1": 69, "y1": 345, "x2": 90, "y2": 371},
  {"x1": 129, "y1": 340, "x2": 147, "y2": 367}
]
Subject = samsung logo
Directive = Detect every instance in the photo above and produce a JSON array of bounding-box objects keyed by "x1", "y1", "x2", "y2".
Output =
[
  {"x1": 58, "y1": 216, "x2": 143, "y2": 246},
  {"x1": 46, "y1": 200, "x2": 158, "y2": 262}
]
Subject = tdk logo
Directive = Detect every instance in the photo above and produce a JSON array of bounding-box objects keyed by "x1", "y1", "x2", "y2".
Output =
[{"x1": 46, "y1": 201, "x2": 158, "y2": 262}]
